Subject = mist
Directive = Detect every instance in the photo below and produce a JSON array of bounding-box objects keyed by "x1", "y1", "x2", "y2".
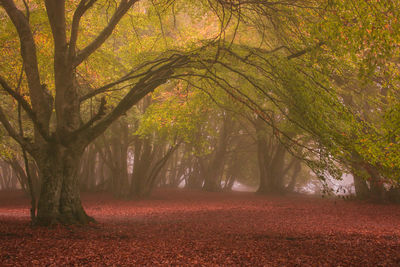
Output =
[{"x1": 0, "y1": 0, "x2": 399, "y2": 265}]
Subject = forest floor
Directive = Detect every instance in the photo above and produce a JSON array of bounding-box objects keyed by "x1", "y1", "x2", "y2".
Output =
[{"x1": 0, "y1": 189, "x2": 400, "y2": 266}]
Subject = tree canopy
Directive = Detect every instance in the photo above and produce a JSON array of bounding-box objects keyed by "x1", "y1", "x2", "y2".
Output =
[{"x1": 0, "y1": 0, "x2": 399, "y2": 225}]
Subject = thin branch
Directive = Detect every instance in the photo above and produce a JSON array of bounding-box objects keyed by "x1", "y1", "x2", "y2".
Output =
[
  {"x1": 69, "y1": 97, "x2": 107, "y2": 140},
  {"x1": 16, "y1": 64, "x2": 36, "y2": 221},
  {"x1": 21, "y1": 0, "x2": 30, "y2": 20},
  {"x1": 74, "y1": 0, "x2": 138, "y2": 67},
  {"x1": 0, "y1": 105, "x2": 33, "y2": 152},
  {"x1": 287, "y1": 41, "x2": 325, "y2": 60},
  {"x1": 68, "y1": 0, "x2": 98, "y2": 61},
  {"x1": 151, "y1": 0, "x2": 168, "y2": 47},
  {"x1": 0, "y1": 76, "x2": 33, "y2": 118},
  {"x1": 0, "y1": 75, "x2": 50, "y2": 141}
]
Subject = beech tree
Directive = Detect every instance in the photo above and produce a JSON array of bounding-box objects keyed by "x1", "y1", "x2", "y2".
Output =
[{"x1": 0, "y1": 0, "x2": 193, "y2": 225}]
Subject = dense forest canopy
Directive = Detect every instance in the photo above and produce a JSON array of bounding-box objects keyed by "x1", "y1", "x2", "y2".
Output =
[{"x1": 0, "y1": 0, "x2": 399, "y2": 225}]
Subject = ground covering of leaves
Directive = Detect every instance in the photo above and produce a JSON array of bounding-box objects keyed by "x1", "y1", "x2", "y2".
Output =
[{"x1": 0, "y1": 189, "x2": 400, "y2": 266}]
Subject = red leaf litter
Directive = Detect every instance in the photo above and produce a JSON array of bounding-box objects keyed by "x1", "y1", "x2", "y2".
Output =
[{"x1": 1, "y1": 189, "x2": 400, "y2": 266}]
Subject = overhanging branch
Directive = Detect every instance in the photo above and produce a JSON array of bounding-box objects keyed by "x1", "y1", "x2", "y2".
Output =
[
  {"x1": 0, "y1": 76, "x2": 50, "y2": 141},
  {"x1": 78, "y1": 54, "x2": 190, "y2": 145},
  {"x1": 79, "y1": 54, "x2": 184, "y2": 102}
]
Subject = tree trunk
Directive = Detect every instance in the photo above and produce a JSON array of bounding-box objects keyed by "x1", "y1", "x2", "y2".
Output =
[
  {"x1": 36, "y1": 145, "x2": 93, "y2": 225},
  {"x1": 286, "y1": 159, "x2": 301, "y2": 192},
  {"x1": 255, "y1": 117, "x2": 271, "y2": 194},
  {"x1": 269, "y1": 143, "x2": 286, "y2": 193},
  {"x1": 353, "y1": 172, "x2": 370, "y2": 199},
  {"x1": 365, "y1": 165, "x2": 386, "y2": 202},
  {"x1": 202, "y1": 156, "x2": 224, "y2": 192},
  {"x1": 9, "y1": 159, "x2": 28, "y2": 193},
  {"x1": 186, "y1": 158, "x2": 204, "y2": 189},
  {"x1": 202, "y1": 116, "x2": 231, "y2": 192}
]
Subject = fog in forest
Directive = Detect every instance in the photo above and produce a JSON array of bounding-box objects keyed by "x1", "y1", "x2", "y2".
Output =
[{"x1": 1, "y1": 0, "x2": 399, "y2": 265}]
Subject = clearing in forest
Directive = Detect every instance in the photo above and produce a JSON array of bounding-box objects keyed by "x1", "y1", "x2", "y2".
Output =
[{"x1": 0, "y1": 189, "x2": 400, "y2": 266}]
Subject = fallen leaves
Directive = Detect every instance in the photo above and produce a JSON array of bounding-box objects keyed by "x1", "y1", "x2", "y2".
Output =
[{"x1": 0, "y1": 189, "x2": 400, "y2": 266}]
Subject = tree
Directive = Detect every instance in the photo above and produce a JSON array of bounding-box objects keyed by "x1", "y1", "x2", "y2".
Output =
[{"x1": 0, "y1": 0, "x2": 192, "y2": 225}]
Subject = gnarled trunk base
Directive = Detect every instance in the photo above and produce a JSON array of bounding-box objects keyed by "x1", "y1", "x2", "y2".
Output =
[{"x1": 35, "y1": 145, "x2": 94, "y2": 226}]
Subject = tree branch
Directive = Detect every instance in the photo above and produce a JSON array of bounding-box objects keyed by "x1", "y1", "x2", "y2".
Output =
[
  {"x1": 0, "y1": 0, "x2": 40, "y2": 88},
  {"x1": 0, "y1": 75, "x2": 34, "y2": 118},
  {"x1": 229, "y1": 41, "x2": 325, "y2": 60},
  {"x1": 78, "y1": 55, "x2": 189, "y2": 145},
  {"x1": 74, "y1": 0, "x2": 138, "y2": 67},
  {"x1": 145, "y1": 142, "x2": 181, "y2": 193},
  {"x1": 79, "y1": 54, "x2": 182, "y2": 102},
  {"x1": 69, "y1": 97, "x2": 107, "y2": 141},
  {"x1": 287, "y1": 41, "x2": 325, "y2": 60},
  {"x1": 0, "y1": 76, "x2": 50, "y2": 141},
  {"x1": 0, "y1": 105, "x2": 33, "y2": 153},
  {"x1": 68, "y1": 0, "x2": 98, "y2": 61},
  {"x1": 1, "y1": 0, "x2": 51, "y2": 133},
  {"x1": 45, "y1": 0, "x2": 67, "y2": 73}
]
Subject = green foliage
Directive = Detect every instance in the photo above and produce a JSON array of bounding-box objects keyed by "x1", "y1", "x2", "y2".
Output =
[
  {"x1": 1, "y1": 0, "x2": 399, "y2": 185},
  {"x1": 315, "y1": 0, "x2": 400, "y2": 78},
  {"x1": 137, "y1": 83, "x2": 215, "y2": 154}
]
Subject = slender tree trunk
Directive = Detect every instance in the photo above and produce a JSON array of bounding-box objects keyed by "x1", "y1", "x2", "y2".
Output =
[
  {"x1": 255, "y1": 117, "x2": 271, "y2": 194},
  {"x1": 256, "y1": 135, "x2": 271, "y2": 193},
  {"x1": 203, "y1": 116, "x2": 231, "y2": 192},
  {"x1": 0, "y1": 170, "x2": 5, "y2": 190},
  {"x1": 286, "y1": 159, "x2": 301, "y2": 192},
  {"x1": 9, "y1": 159, "x2": 28, "y2": 192},
  {"x1": 270, "y1": 143, "x2": 286, "y2": 193},
  {"x1": 186, "y1": 158, "x2": 203, "y2": 189},
  {"x1": 79, "y1": 147, "x2": 90, "y2": 191}
]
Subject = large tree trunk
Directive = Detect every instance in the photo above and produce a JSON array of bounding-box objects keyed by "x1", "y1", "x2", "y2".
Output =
[
  {"x1": 351, "y1": 153, "x2": 386, "y2": 201},
  {"x1": 36, "y1": 145, "x2": 93, "y2": 225},
  {"x1": 202, "y1": 157, "x2": 224, "y2": 192},
  {"x1": 365, "y1": 165, "x2": 386, "y2": 202},
  {"x1": 256, "y1": 137, "x2": 288, "y2": 194}
]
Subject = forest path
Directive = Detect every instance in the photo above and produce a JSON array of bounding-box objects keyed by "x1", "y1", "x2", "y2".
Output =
[{"x1": 1, "y1": 189, "x2": 399, "y2": 266}]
